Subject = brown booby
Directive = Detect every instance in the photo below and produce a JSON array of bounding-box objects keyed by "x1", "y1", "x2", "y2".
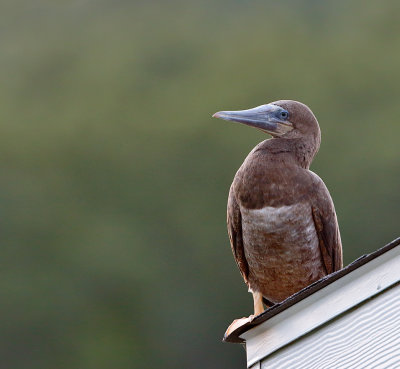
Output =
[{"x1": 213, "y1": 100, "x2": 343, "y2": 319}]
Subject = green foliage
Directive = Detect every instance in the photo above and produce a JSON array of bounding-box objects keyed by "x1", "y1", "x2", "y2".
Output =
[{"x1": 1, "y1": 1, "x2": 399, "y2": 368}]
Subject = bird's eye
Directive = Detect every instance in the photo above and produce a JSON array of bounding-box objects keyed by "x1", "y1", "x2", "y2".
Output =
[{"x1": 280, "y1": 111, "x2": 289, "y2": 120}]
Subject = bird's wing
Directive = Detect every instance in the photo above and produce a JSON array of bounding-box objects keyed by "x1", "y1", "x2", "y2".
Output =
[
  {"x1": 311, "y1": 176, "x2": 343, "y2": 275},
  {"x1": 227, "y1": 184, "x2": 249, "y2": 283}
]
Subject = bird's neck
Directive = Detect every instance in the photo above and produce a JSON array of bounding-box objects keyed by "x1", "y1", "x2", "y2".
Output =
[{"x1": 263, "y1": 138, "x2": 320, "y2": 169}]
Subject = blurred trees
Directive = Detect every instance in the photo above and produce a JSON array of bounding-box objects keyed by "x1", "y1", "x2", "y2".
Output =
[{"x1": 1, "y1": 0, "x2": 399, "y2": 368}]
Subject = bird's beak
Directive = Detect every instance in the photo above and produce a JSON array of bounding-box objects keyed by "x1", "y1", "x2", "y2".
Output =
[{"x1": 212, "y1": 104, "x2": 293, "y2": 137}]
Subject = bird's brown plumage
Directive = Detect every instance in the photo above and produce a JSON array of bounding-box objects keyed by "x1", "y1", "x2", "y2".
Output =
[{"x1": 220, "y1": 100, "x2": 342, "y2": 308}]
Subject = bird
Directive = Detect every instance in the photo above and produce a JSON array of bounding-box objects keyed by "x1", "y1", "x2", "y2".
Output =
[{"x1": 213, "y1": 100, "x2": 343, "y2": 319}]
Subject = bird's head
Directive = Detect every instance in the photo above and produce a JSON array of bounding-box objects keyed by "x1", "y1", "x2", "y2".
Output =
[{"x1": 212, "y1": 100, "x2": 321, "y2": 145}]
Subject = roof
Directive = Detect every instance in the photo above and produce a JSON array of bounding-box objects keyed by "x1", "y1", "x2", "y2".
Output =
[{"x1": 224, "y1": 236, "x2": 400, "y2": 344}]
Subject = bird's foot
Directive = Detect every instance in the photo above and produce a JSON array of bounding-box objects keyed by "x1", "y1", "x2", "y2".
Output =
[
  {"x1": 224, "y1": 311, "x2": 265, "y2": 339},
  {"x1": 248, "y1": 314, "x2": 256, "y2": 322},
  {"x1": 224, "y1": 316, "x2": 252, "y2": 338},
  {"x1": 252, "y1": 291, "x2": 265, "y2": 316},
  {"x1": 224, "y1": 292, "x2": 267, "y2": 339}
]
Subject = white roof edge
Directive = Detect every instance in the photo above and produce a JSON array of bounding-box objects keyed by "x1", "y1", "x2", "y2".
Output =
[{"x1": 242, "y1": 245, "x2": 400, "y2": 368}]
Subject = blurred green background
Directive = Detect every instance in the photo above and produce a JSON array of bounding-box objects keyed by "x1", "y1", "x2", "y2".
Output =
[{"x1": 1, "y1": 0, "x2": 399, "y2": 368}]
